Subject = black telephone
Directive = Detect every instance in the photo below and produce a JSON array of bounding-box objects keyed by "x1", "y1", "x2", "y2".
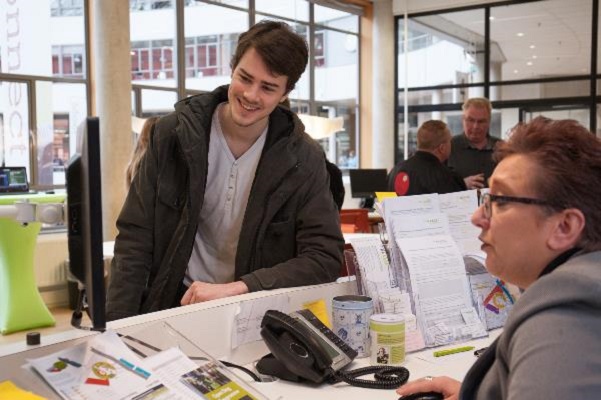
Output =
[
  {"x1": 258, "y1": 309, "x2": 357, "y2": 384},
  {"x1": 258, "y1": 309, "x2": 410, "y2": 389}
]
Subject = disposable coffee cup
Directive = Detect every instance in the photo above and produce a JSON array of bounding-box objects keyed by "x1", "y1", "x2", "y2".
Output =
[
  {"x1": 332, "y1": 295, "x2": 373, "y2": 358},
  {"x1": 370, "y1": 313, "x2": 405, "y2": 366}
]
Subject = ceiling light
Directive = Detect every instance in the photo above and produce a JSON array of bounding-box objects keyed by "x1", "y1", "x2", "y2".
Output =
[
  {"x1": 526, "y1": 61, "x2": 533, "y2": 66},
  {"x1": 517, "y1": 32, "x2": 524, "y2": 37},
  {"x1": 489, "y1": 16, "x2": 495, "y2": 21},
  {"x1": 529, "y1": 44, "x2": 536, "y2": 49},
  {"x1": 532, "y1": 55, "x2": 537, "y2": 59},
  {"x1": 513, "y1": 69, "x2": 519, "y2": 74}
]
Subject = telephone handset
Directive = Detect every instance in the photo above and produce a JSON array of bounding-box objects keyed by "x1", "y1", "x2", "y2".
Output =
[
  {"x1": 259, "y1": 309, "x2": 411, "y2": 389},
  {"x1": 259, "y1": 309, "x2": 357, "y2": 383}
]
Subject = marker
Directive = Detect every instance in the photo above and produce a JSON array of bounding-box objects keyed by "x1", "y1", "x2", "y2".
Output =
[{"x1": 433, "y1": 346, "x2": 475, "y2": 357}]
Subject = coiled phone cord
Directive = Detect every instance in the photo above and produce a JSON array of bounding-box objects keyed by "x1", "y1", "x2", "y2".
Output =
[{"x1": 330, "y1": 365, "x2": 410, "y2": 389}]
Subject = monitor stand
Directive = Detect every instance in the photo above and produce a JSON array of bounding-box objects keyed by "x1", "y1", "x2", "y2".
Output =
[{"x1": 359, "y1": 197, "x2": 375, "y2": 210}]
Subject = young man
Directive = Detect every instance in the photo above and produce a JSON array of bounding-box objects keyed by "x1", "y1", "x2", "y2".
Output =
[
  {"x1": 387, "y1": 120, "x2": 465, "y2": 196},
  {"x1": 106, "y1": 21, "x2": 344, "y2": 321},
  {"x1": 447, "y1": 97, "x2": 502, "y2": 189}
]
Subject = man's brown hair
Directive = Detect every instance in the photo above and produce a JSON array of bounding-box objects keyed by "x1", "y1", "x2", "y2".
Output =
[
  {"x1": 230, "y1": 21, "x2": 308, "y2": 93},
  {"x1": 417, "y1": 120, "x2": 451, "y2": 150},
  {"x1": 494, "y1": 117, "x2": 601, "y2": 250}
]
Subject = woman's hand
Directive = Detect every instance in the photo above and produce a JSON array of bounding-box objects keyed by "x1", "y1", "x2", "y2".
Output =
[{"x1": 397, "y1": 376, "x2": 462, "y2": 400}]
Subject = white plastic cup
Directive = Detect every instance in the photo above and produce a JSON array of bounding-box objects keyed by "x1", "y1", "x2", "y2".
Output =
[
  {"x1": 332, "y1": 295, "x2": 373, "y2": 358},
  {"x1": 370, "y1": 313, "x2": 405, "y2": 366}
]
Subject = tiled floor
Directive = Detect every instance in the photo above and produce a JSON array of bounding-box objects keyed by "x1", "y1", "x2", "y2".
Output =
[{"x1": 0, "y1": 306, "x2": 79, "y2": 346}]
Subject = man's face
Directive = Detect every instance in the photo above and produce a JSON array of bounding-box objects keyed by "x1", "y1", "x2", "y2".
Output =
[
  {"x1": 227, "y1": 48, "x2": 288, "y2": 132},
  {"x1": 462, "y1": 105, "x2": 490, "y2": 147}
]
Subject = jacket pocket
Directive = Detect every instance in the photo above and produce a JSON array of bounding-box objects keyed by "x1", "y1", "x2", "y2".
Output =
[
  {"x1": 158, "y1": 183, "x2": 185, "y2": 210},
  {"x1": 261, "y1": 219, "x2": 296, "y2": 267}
]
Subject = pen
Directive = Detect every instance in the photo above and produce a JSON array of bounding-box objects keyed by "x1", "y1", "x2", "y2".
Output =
[
  {"x1": 90, "y1": 346, "x2": 151, "y2": 379},
  {"x1": 433, "y1": 346, "x2": 475, "y2": 357}
]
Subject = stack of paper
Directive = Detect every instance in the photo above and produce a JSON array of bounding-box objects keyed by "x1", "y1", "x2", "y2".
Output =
[
  {"x1": 381, "y1": 191, "x2": 488, "y2": 347},
  {"x1": 27, "y1": 330, "x2": 267, "y2": 400}
]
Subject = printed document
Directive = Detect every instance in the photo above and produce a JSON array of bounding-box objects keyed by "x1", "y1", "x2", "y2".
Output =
[{"x1": 396, "y1": 235, "x2": 487, "y2": 346}]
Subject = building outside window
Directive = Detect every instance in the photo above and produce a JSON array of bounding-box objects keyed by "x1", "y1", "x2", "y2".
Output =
[{"x1": 1, "y1": 0, "x2": 363, "y2": 190}]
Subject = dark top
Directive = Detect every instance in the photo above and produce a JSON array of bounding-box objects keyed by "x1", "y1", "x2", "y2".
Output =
[
  {"x1": 447, "y1": 134, "x2": 502, "y2": 186},
  {"x1": 387, "y1": 151, "x2": 466, "y2": 196}
]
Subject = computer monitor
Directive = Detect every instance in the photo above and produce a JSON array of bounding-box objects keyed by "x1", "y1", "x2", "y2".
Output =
[
  {"x1": 66, "y1": 117, "x2": 106, "y2": 331},
  {"x1": 349, "y1": 169, "x2": 388, "y2": 208},
  {"x1": 0, "y1": 166, "x2": 29, "y2": 193}
]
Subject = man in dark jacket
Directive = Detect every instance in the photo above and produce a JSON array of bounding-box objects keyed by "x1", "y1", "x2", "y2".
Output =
[
  {"x1": 387, "y1": 120, "x2": 466, "y2": 196},
  {"x1": 106, "y1": 21, "x2": 344, "y2": 321}
]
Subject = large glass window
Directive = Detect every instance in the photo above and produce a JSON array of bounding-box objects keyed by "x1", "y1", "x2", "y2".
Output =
[
  {"x1": 130, "y1": 2, "x2": 176, "y2": 87},
  {"x1": 396, "y1": 0, "x2": 601, "y2": 163},
  {"x1": 130, "y1": 0, "x2": 362, "y2": 169},
  {"x1": 35, "y1": 81, "x2": 87, "y2": 187},
  {"x1": 183, "y1": 2, "x2": 247, "y2": 91},
  {"x1": 399, "y1": 9, "x2": 485, "y2": 89},
  {"x1": 490, "y1": 0, "x2": 592, "y2": 82},
  {"x1": 1, "y1": 0, "x2": 89, "y2": 190},
  {"x1": 0, "y1": 81, "x2": 30, "y2": 171},
  {"x1": 256, "y1": 0, "x2": 309, "y2": 22}
]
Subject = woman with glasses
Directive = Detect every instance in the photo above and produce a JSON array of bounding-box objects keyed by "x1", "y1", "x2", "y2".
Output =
[{"x1": 397, "y1": 116, "x2": 601, "y2": 399}]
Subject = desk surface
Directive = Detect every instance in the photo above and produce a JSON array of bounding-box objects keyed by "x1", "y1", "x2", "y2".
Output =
[
  {"x1": 0, "y1": 281, "x2": 499, "y2": 399},
  {"x1": 248, "y1": 331, "x2": 499, "y2": 400}
]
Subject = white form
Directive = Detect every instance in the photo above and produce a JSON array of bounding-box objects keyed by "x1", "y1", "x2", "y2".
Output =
[
  {"x1": 232, "y1": 295, "x2": 289, "y2": 348},
  {"x1": 349, "y1": 236, "x2": 396, "y2": 313},
  {"x1": 438, "y1": 190, "x2": 483, "y2": 256},
  {"x1": 396, "y1": 235, "x2": 487, "y2": 347}
]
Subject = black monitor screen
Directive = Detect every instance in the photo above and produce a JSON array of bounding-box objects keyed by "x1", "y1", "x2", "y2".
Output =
[
  {"x1": 349, "y1": 169, "x2": 388, "y2": 199},
  {"x1": 66, "y1": 117, "x2": 105, "y2": 330},
  {"x1": 0, "y1": 166, "x2": 29, "y2": 193}
]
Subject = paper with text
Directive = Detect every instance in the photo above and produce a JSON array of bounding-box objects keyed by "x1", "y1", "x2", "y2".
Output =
[{"x1": 397, "y1": 235, "x2": 487, "y2": 347}]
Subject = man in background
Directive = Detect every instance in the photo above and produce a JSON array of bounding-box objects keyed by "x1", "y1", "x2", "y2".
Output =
[
  {"x1": 447, "y1": 97, "x2": 502, "y2": 189},
  {"x1": 388, "y1": 120, "x2": 465, "y2": 196}
]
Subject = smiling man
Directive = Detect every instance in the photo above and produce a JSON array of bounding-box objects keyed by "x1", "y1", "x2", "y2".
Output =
[{"x1": 106, "y1": 21, "x2": 344, "y2": 321}]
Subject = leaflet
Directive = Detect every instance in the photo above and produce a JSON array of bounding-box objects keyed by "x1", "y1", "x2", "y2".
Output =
[
  {"x1": 27, "y1": 329, "x2": 268, "y2": 400},
  {"x1": 28, "y1": 330, "x2": 171, "y2": 400},
  {"x1": 349, "y1": 236, "x2": 396, "y2": 313},
  {"x1": 438, "y1": 190, "x2": 483, "y2": 256},
  {"x1": 396, "y1": 234, "x2": 487, "y2": 347}
]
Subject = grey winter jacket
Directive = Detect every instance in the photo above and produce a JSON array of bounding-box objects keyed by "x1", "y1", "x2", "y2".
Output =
[
  {"x1": 460, "y1": 250, "x2": 601, "y2": 399},
  {"x1": 106, "y1": 85, "x2": 344, "y2": 321}
]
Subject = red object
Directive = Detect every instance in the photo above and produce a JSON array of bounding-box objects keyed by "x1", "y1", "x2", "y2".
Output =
[
  {"x1": 339, "y1": 209, "x2": 370, "y2": 233},
  {"x1": 85, "y1": 377, "x2": 110, "y2": 386},
  {"x1": 394, "y1": 172, "x2": 410, "y2": 196}
]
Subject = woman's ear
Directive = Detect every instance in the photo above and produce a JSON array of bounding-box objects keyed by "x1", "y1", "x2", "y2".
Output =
[{"x1": 547, "y1": 208, "x2": 586, "y2": 251}]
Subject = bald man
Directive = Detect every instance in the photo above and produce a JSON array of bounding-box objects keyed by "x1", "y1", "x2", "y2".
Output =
[{"x1": 387, "y1": 120, "x2": 466, "y2": 196}]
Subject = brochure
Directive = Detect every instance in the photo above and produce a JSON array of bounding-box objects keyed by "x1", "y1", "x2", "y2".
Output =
[{"x1": 27, "y1": 329, "x2": 267, "y2": 400}]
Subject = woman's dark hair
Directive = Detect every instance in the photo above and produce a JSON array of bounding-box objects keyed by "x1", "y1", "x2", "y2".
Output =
[
  {"x1": 494, "y1": 117, "x2": 601, "y2": 250},
  {"x1": 230, "y1": 20, "x2": 308, "y2": 93}
]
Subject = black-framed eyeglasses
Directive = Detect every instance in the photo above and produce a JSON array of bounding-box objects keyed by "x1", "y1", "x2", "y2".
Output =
[{"x1": 479, "y1": 193, "x2": 563, "y2": 220}]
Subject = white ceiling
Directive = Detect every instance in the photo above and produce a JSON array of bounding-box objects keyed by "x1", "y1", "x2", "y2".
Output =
[{"x1": 398, "y1": 0, "x2": 597, "y2": 80}]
